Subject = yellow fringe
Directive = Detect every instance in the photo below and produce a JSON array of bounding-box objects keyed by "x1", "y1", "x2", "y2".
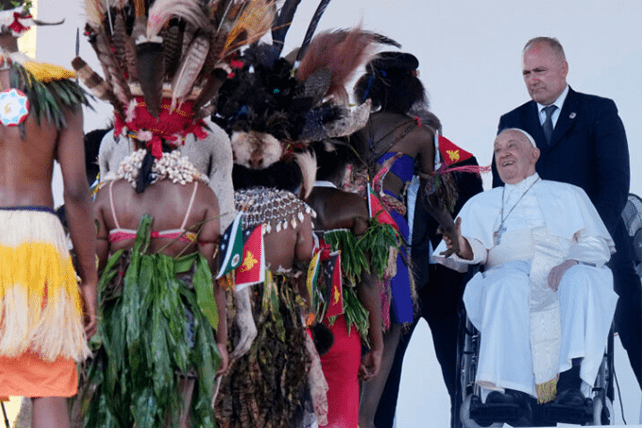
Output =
[
  {"x1": 22, "y1": 61, "x2": 76, "y2": 82},
  {"x1": 0, "y1": 210, "x2": 89, "y2": 362},
  {"x1": 536, "y1": 376, "x2": 558, "y2": 404}
]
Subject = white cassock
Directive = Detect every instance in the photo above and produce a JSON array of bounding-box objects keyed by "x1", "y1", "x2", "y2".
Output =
[
  {"x1": 434, "y1": 173, "x2": 618, "y2": 403},
  {"x1": 98, "y1": 118, "x2": 237, "y2": 231}
]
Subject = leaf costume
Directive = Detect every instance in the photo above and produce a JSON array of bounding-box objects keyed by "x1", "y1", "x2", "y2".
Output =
[
  {"x1": 317, "y1": 219, "x2": 399, "y2": 340},
  {"x1": 215, "y1": 188, "x2": 319, "y2": 428},
  {"x1": 216, "y1": 271, "x2": 312, "y2": 428},
  {"x1": 82, "y1": 215, "x2": 222, "y2": 428}
]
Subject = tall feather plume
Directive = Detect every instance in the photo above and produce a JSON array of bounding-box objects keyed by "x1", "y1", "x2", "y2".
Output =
[
  {"x1": 71, "y1": 57, "x2": 112, "y2": 101},
  {"x1": 72, "y1": 56, "x2": 125, "y2": 120},
  {"x1": 222, "y1": 0, "x2": 276, "y2": 55},
  {"x1": 147, "y1": 0, "x2": 210, "y2": 40},
  {"x1": 171, "y1": 33, "x2": 210, "y2": 112},
  {"x1": 295, "y1": 0, "x2": 331, "y2": 62},
  {"x1": 369, "y1": 32, "x2": 402, "y2": 48},
  {"x1": 136, "y1": 40, "x2": 165, "y2": 116},
  {"x1": 197, "y1": 27, "x2": 227, "y2": 83},
  {"x1": 112, "y1": 12, "x2": 130, "y2": 79},
  {"x1": 296, "y1": 29, "x2": 376, "y2": 103},
  {"x1": 84, "y1": 0, "x2": 105, "y2": 30},
  {"x1": 271, "y1": 0, "x2": 301, "y2": 56},
  {"x1": 95, "y1": 27, "x2": 132, "y2": 108},
  {"x1": 163, "y1": 21, "x2": 183, "y2": 79},
  {"x1": 124, "y1": 29, "x2": 139, "y2": 81}
]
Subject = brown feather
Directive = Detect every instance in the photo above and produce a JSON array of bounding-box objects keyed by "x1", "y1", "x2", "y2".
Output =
[
  {"x1": 198, "y1": 29, "x2": 227, "y2": 83},
  {"x1": 193, "y1": 67, "x2": 227, "y2": 112},
  {"x1": 124, "y1": 29, "x2": 139, "y2": 81},
  {"x1": 112, "y1": 13, "x2": 130, "y2": 79},
  {"x1": 295, "y1": 28, "x2": 376, "y2": 103},
  {"x1": 194, "y1": 103, "x2": 216, "y2": 122},
  {"x1": 84, "y1": 0, "x2": 104, "y2": 30},
  {"x1": 294, "y1": 151, "x2": 316, "y2": 199},
  {"x1": 71, "y1": 57, "x2": 111, "y2": 100},
  {"x1": 163, "y1": 22, "x2": 183, "y2": 79},
  {"x1": 171, "y1": 33, "x2": 210, "y2": 112},
  {"x1": 134, "y1": 0, "x2": 145, "y2": 18},
  {"x1": 222, "y1": 0, "x2": 276, "y2": 54},
  {"x1": 95, "y1": 27, "x2": 132, "y2": 106},
  {"x1": 72, "y1": 56, "x2": 125, "y2": 119},
  {"x1": 136, "y1": 40, "x2": 165, "y2": 117}
]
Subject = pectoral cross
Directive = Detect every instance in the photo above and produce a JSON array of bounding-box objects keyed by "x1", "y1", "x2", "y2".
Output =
[{"x1": 494, "y1": 224, "x2": 507, "y2": 245}]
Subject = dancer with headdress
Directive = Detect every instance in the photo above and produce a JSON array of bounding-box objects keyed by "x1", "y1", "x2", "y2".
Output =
[
  {"x1": 0, "y1": 1, "x2": 96, "y2": 427},
  {"x1": 352, "y1": 51, "x2": 483, "y2": 428},
  {"x1": 211, "y1": 2, "x2": 400, "y2": 422},
  {"x1": 72, "y1": 0, "x2": 276, "y2": 426}
]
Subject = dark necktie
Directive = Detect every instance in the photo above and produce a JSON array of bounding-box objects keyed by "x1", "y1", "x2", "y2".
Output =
[{"x1": 542, "y1": 105, "x2": 557, "y2": 145}]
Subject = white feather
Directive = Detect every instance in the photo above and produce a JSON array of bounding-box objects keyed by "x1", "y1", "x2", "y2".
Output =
[
  {"x1": 147, "y1": 0, "x2": 210, "y2": 39},
  {"x1": 294, "y1": 150, "x2": 317, "y2": 199}
]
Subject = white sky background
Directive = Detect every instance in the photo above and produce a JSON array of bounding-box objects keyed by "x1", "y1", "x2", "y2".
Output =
[{"x1": 36, "y1": 0, "x2": 641, "y2": 425}]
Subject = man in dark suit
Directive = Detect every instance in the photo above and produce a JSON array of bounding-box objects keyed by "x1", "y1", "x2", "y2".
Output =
[{"x1": 496, "y1": 37, "x2": 641, "y2": 391}]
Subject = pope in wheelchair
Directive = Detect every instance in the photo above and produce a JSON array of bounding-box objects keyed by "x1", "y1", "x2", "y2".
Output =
[{"x1": 435, "y1": 129, "x2": 618, "y2": 419}]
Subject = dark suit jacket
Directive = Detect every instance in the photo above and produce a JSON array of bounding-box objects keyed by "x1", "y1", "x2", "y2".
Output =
[{"x1": 495, "y1": 87, "x2": 630, "y2": 237}]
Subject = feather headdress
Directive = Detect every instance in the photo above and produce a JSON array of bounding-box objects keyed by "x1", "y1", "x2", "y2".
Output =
[
  {"x1": 213, "y1": 0, "x2": 399, "y2": 199},
  {"x1": 76, "y1": 0, "x2": 275, "y2": 125}
]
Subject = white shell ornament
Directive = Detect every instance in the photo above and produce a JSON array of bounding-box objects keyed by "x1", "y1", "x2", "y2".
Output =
[{"x1": 0, "y1": 88, "x2": 29, "y2": 126}]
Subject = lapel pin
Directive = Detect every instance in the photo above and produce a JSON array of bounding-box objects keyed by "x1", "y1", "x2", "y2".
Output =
[{"x1": 569, "y1": 112, "x2": 576, "y2": 119}]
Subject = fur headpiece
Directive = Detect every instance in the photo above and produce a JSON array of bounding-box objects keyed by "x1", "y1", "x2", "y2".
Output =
[{"x1": 214, "y1": 3, "x2": 399, "y2": 196}]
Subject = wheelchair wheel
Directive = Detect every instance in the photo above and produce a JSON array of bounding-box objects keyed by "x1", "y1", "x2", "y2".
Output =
[
  {"x1": 591, "y1": 396, "x2": 615, "y2": 425},
  {"x1": 460, "y1": 395, "x2": 502, "y2": 428}
]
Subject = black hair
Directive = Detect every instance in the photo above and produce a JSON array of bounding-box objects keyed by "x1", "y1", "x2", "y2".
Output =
[
  {"x1": 232, "y1": 160, "x2": 303, "y2": 193},
  {"x1": 354, "y1": 52, "x2": 426, "y2": 114},
  {"x1": 313, "y1": 140, "x2": 359, "y2": 184}
]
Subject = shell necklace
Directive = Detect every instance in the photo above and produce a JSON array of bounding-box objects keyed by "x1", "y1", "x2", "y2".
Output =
[{"x1": 117, "y1": 149, "x2": 208, "y2": 187}]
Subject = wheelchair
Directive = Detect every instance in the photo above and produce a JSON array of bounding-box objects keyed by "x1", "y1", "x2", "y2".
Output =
[
  {"x1": 453, "y1": 269, "x2": 615, "y2": 427},
  {"x1": 621, "y1": 193, "x2": 642, "y2": 276}
]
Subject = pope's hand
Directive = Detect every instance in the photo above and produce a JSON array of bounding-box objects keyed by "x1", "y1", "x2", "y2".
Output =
[
  {"x1": 548, "y1": 260, "x2": 577, "y2": 291},
  {"x1": 439, "y1": 217, "x2": 473, "y2": 260}
]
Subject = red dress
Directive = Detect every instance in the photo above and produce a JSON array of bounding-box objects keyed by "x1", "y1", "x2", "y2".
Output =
[{"x1": 320, "y1": 315, "x2": 362, "y2": 427}]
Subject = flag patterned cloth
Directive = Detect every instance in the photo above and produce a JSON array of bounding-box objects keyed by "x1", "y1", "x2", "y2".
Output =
[
  {"x1": 216, "y1": 211, "x2": 244, "y2": 279},
  {"x1": 235, "y1": 224, "x2": 265, "y2": 291}
]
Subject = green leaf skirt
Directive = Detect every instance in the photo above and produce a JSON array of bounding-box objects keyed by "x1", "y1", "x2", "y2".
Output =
[{"x1": 80, "y1": 215, "x2": 222, "y2": 428}]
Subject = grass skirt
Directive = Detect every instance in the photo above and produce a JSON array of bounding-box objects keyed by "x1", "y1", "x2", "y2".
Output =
[
  {"x1": 216, "y1": 272, "x2": 311, "y2": 427},
  {"x1": 80, "y1": 215, "x2": 222, "y2": 428}
]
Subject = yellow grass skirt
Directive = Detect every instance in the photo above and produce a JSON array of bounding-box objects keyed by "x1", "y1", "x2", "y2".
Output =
[{"x1": 0, "y1": 208, "x2": 89, "y2": 363}]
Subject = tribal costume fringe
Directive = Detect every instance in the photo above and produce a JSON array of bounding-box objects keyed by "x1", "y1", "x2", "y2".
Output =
[
  {"x1": 5, "y1": 51, "x2": 89, "y2": 134},
  {"x1": 81, "y1": 215, "x2": 222, "y2": 428},
  {"x1": 0, "y1": 208, "x2": 89, "y2": 363},
  {"x1": 216, "y1": 271, "x2": 312, "y2": 428}
]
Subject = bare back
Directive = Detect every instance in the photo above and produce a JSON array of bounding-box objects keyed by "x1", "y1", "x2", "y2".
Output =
[
  {"x1": 0, "y1": 77, "x2": 63, "y2": 208},
  {"x1": 95, "y1": 179, "x2": 220, "y2": 269},
  {"x1": 307, "y1": 188, "x2": 369, "y2": 236},
  {"x1": 358, "y1": 110, "x2": 436, "y2": 196}
]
